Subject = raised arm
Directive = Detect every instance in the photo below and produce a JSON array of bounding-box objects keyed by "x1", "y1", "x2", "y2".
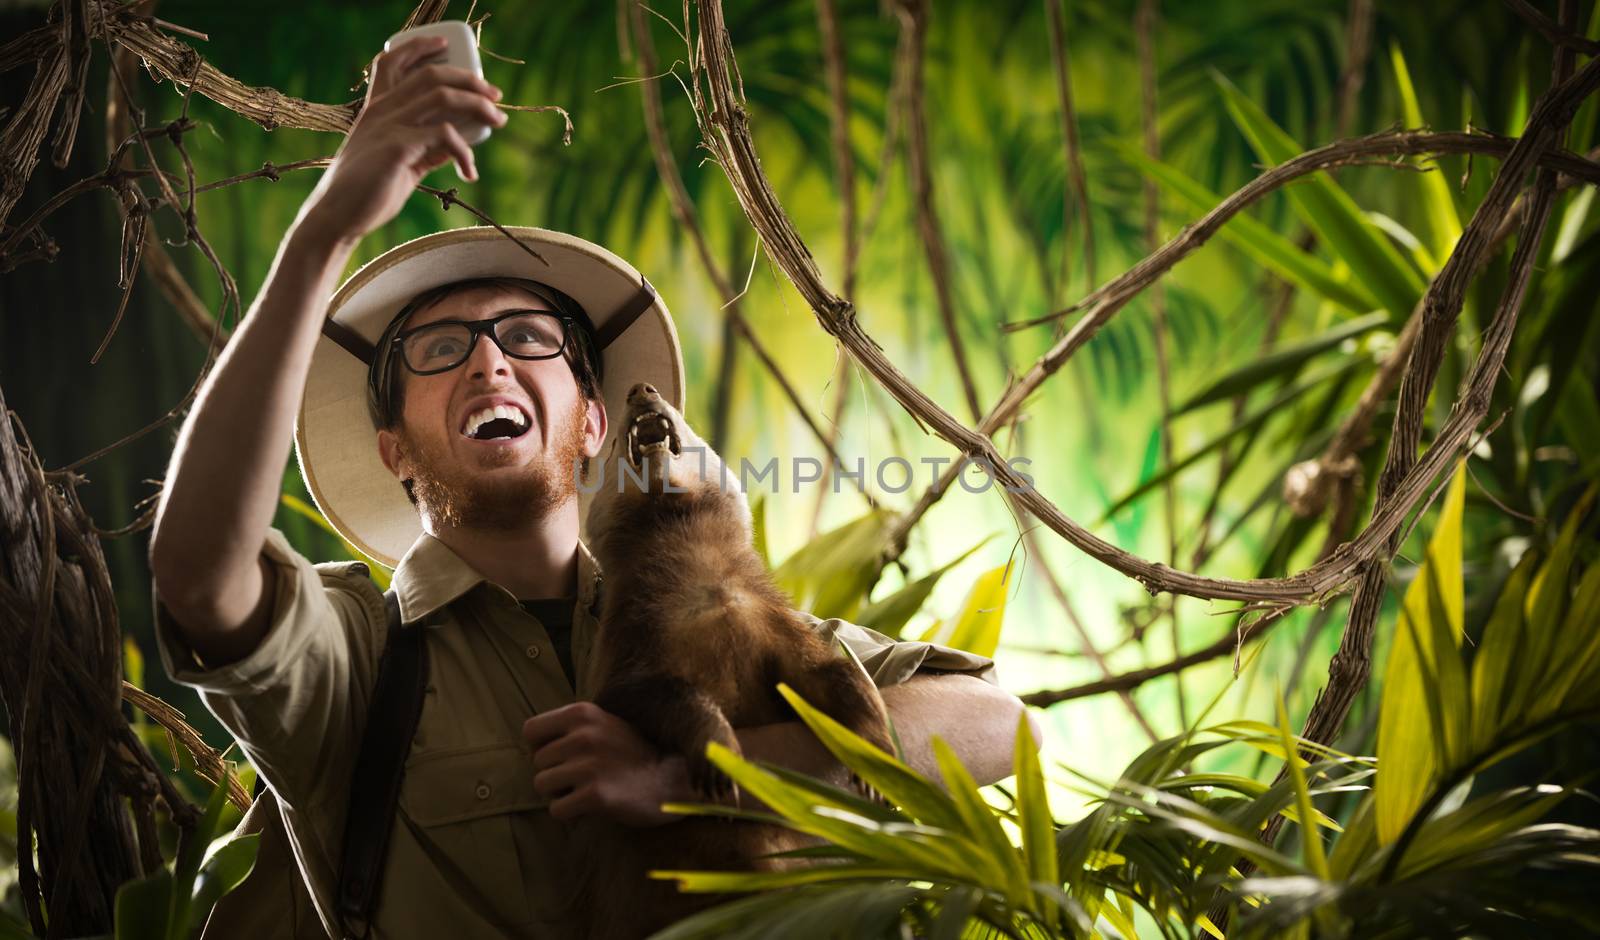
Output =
[{"x1": 149, "y1": 35, "x2": 505, "y2": 664}]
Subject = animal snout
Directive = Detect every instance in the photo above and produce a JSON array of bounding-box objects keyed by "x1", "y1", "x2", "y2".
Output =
[{"x1": 627, "y1": 383, "x2": 661, "y2": 405}]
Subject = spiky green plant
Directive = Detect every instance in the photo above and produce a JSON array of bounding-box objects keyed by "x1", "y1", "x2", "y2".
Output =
[{"x1": 646, "y1": 473, "x2": 1600, "y2": 939}]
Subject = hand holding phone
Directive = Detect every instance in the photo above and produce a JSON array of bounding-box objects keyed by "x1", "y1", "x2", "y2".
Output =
[
  {"x1": 383, "y1": 21, "x2": 494, "y2": 145},
  {"x1": 297, "y1": 23, "x2": 504, "y2": 250}
]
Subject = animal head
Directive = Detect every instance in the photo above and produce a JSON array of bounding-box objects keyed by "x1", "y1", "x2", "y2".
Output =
[{"x1": 584, "y1": 383, "x2": 750, "y2": 549}]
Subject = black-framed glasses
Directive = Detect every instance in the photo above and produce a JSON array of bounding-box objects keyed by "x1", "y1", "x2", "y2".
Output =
[{"x1": 394, "y1": 309, "x2": 576, "y2": 375}]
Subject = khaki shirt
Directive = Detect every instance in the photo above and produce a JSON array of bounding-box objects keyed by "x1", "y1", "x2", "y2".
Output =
[{"x1": 157, "y1": 528, "x2": 995, "y2": 938}]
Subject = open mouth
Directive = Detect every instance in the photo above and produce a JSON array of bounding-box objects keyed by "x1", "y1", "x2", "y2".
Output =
[
  {"x1": 461, "y1": 404, "x2": 531, "y2": 442},
  {"x1": 627, "y1": 411, "x2": 679, "y2": 466}
]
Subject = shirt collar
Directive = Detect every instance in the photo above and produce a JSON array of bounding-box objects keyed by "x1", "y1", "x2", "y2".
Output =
[{"x1": 390, "y1": 532, "x2": 605, "y2": 624}]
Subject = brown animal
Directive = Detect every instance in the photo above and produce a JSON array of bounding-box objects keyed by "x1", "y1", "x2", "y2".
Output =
[{"x1": 577, "y1": 382, "x2": 895, "y2": 938}]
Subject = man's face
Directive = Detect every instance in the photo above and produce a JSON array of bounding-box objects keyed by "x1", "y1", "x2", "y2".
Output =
[{"x1": 376, "y1": 284, "x2": 608, "y2": 532}]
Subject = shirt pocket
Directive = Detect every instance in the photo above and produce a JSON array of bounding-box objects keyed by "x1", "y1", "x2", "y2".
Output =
[{"x1": 396, "y1": 743, "x2": 548, "y2": 929}]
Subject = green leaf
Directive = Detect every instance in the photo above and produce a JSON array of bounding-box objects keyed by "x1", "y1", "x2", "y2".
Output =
[
  {"x1": 1274, "y1": 697, "x2": 1330, "y2": 880},
  {"x1": 116, "y1": 868, "x2": 173, "y2": 940},
  {"x1": 856, "y1": 539, "x2": 990, "y2": 640},
  {"x1": 1175, "y1": 312, "x2": 1387, "y2": 414},
  {"x1": 1534, "y1": 564, "x2": 1600, "y2": 714},
  {"x1": 1112, "y1": 142, "x2": 1379, "y2": 314},
  {"x1": 1552, "y1": 187, "x2": 1597, "y2": 263},
  {"x1": 189, "y1": 834, "x2": 260, "y2": 924},
  {"x1": 1214, "y1": 71, "x2": 1425, "y2": 321},
  {"x1": 772, "y1": 509, "x2": 897, "y2": 621},
  {"x1": 1514, "y1": 487, "x2": 1596, "y2": 718},
  {"x1": 1468, "y1": 553, "x2": 1537, "y2": 752},
  {"x1": 1394, "y1": 785, "x2": 1574, "y2": 880},
  {"x1": 923, "y1": 563, "x2": 1013, "y2": 659},
  {"x1": 751, "y1": 493, "x2": 770, "y2": 569},
  {"x1": 655, "y1": 863, "x2": 919, "y2": 894},
  {"x1": 775, "y1": 684, "x2": 965, "y2": 832},
  {"x1": 928, "y1": 886, "x2": 981, "y2": 940},
  {"x1": 1011, "y1": 714, "x2": 1058, "y2": 925},
  {"x1": 1097, "y1": 783, "x2": 1305, "y2": 876},
  {"x1": 1366, "y1": 211, "x2": 1438, "y2": 275},
  {"x1": 1326, "y1": 796, "x2": 1377, "y2": 882},
  {"x1": 1375, "y1": 464, "x2": 1468, "y2": 846},
  {"x1": 1555, "y1": 374, "x2": 1600, "y2": 463},
  {"x1": 1102, "y1": 900, "x2": 1141, "y2": 940},
  {"x1": 755, "y1": 763, "x2": 905, "y2": 825},
  {"x1": 168, "y1": 775, "x2": 236, "y2": 940},
  {"x1": 931, "y1": 738, "x2": 1031, "y2": 906},
  {"x1": 123, "y1": 637, "x2": 145, "y2": 692},
  {"x1": 646, "y1": 881, "x2": 927, "y2": 940},
  {"x1": 279, "y1": 494, "x2": 391, "y2": 591},
  {"x1": 699, "y1": 742, "x2": 979, "y2": 878},
  {"x1": 0, "y1": 911, "x2": 34, "y2": 940},
  {"x1": 1389, "y1": 43, "x2": 1463, "y2": 264},
  {"x1": 1100, "y1": 356, "x2": 1363, "y2": 523}
]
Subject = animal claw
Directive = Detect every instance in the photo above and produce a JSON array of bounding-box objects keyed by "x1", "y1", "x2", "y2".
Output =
[
  {"x1": 850, "y1": 773, "x2": 887, "y2": 806},
  {"x1": 687, "y1": 753, "x2": 739, "y2": 805}
]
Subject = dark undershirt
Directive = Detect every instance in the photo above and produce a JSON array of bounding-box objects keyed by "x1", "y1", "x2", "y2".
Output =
[{"x1": 518, "y1": 598, "x2": 577, "y2": 687}]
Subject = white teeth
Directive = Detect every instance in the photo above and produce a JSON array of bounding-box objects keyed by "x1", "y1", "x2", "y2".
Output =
[{"x1": 462, "y1": 404, "x2": 529, "y2": 438}]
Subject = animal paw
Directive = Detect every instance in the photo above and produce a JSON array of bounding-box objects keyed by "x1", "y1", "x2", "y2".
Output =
[
  {"x1": 849, "y1": 772, "x2": 888, "y2": 807},
  {"x1": 687, "y1": 752, "x2": 740, "y2": 806}
]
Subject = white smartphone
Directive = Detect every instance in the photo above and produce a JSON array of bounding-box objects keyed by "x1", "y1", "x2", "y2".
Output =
[{"x1": 384, "y1": 20, "x2": 492, "y2": 145}]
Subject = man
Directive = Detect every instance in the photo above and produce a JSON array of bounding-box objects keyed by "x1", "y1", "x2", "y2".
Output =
[{"x1": 150, "y1": 34, "x2": 1033, "y2": 938}]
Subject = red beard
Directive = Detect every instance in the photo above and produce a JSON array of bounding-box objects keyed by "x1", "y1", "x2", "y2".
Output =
[{"x1": 396, "y1": 395, "x2": 590, "y2": 533}]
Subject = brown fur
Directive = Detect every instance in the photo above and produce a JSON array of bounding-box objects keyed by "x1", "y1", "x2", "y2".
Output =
[{"x1": 576, "y1": 384, "x2": 894, "y2": 939}]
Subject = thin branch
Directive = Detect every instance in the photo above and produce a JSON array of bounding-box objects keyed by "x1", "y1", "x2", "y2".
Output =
[
  {"x1": 1286, "y1": 304, "x2": 1423, "y2": 523},
  {"x1": 1021, "y1": 607, "x2": 1292, "y2": 708},
  {"x1": 496, "y1": 103, "x2": 572, "y2": 144},
  {"x1": 1295, "y1": 0, "x2": 1589, "y2": 755},
  {"x1": 1503, "y1": 0, "x2": 1600, "y2": 55},
  {"x1": 858, "y1": 18, "x2": 908, "y2": 251},
  {"x1": 104, "y1": 45, "x2": 231, "y2": 361},
  {"x1": 121, "y1": 683, "x2": 251, "y2": 811},
  {"x1": 1188, "y1": 275, "x2": 1296, "y2": 568},
  {"x1": 891, "y1": 0, "x2": 984, "y2": 423},
  {"x1": 1045, "y1": 0, "x2": 1095, "y2": 291},
  {"x1": 1333, "y1": 0, "x2": 1374, "y2": 137},
  {"x1": 1019, "y1": 521, "x2": 1161, "y2": 739},
  {"x1": 48, "y1": 0, "x2": 92, "y2": 171},
  {"x1": 1135, "y1": 0, "x2": 1186, "y2": 729},
  {"x1": 0, "y1": 30, "x2": 68, "y2": 228},
  {"x1": 807, "y1": 0, "x2": 861, "y2": 535},
  {"x1": 893, "y1": 135, "x2": 1600, "y2": 582},
  {"x1": 690, "y1": 0, "x2": 1600, "y2": 614},
  {"x1": 52, "y1": 46, "x2": 241, "y2": 474},
  {"x1": 815, "y1": 0, "x2": 858, "y2": 303},
  {"x1": 101, "y1": 9, "x2": 357, "y2": 134},
  {"x1": 621, "y1": 0, "x2": 871, "y2": 502},
  {"x1": 1195, "y1": 0, "x2": 1377, "y2": 572}
]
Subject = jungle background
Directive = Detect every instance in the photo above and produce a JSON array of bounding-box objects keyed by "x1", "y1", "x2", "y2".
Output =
[{"x1": 1, "y1": 0, "x2": 1598, "y2": 936}]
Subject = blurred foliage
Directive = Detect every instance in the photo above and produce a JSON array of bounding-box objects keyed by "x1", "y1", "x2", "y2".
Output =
[
  {"x1": 653, "y1": 475, "x2": 1600, "y2": 937},
  {"x1": 1, "y1": 0, "x2": 1598, "y2": 934}
]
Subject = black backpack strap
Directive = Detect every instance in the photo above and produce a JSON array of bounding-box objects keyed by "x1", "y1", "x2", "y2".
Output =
[{"x1": 335, "y1": 589, "x2": 430, "y2": 939}]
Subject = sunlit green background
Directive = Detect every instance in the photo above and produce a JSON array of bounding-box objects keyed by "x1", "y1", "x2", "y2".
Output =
[{"x1": 2, "y1": 0, "x2": 1592, "y2": 809}]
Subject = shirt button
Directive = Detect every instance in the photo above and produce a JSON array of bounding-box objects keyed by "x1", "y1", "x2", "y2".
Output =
[
  {"x1": 475, "y1": 781, "x2": 492, "y2": 800},
  {"x1": 525, "y1": 644, "x2": 541, "y2": 659}
]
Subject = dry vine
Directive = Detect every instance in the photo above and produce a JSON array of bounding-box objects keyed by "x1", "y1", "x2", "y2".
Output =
[
  {"x1": 682, "y1": 0, "x2": 1600, "y2": 775},
  {"x1": 617, "y1": 0, "x2": 870, "y2": 503},
  {"x1": 0, "y1": 0, "x2": 576, "y2": 929},
  {"x1": 3, "y1": 0, "x2": 1599, "y2": 930},
  {"x1": 687, "y1": 0, "x2": 1600, "y2": 618}
]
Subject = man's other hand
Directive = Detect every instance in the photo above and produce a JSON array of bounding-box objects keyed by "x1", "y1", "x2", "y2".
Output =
[{"x1": 522, "y1": 702, "x2": 692, "y2": 826}]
